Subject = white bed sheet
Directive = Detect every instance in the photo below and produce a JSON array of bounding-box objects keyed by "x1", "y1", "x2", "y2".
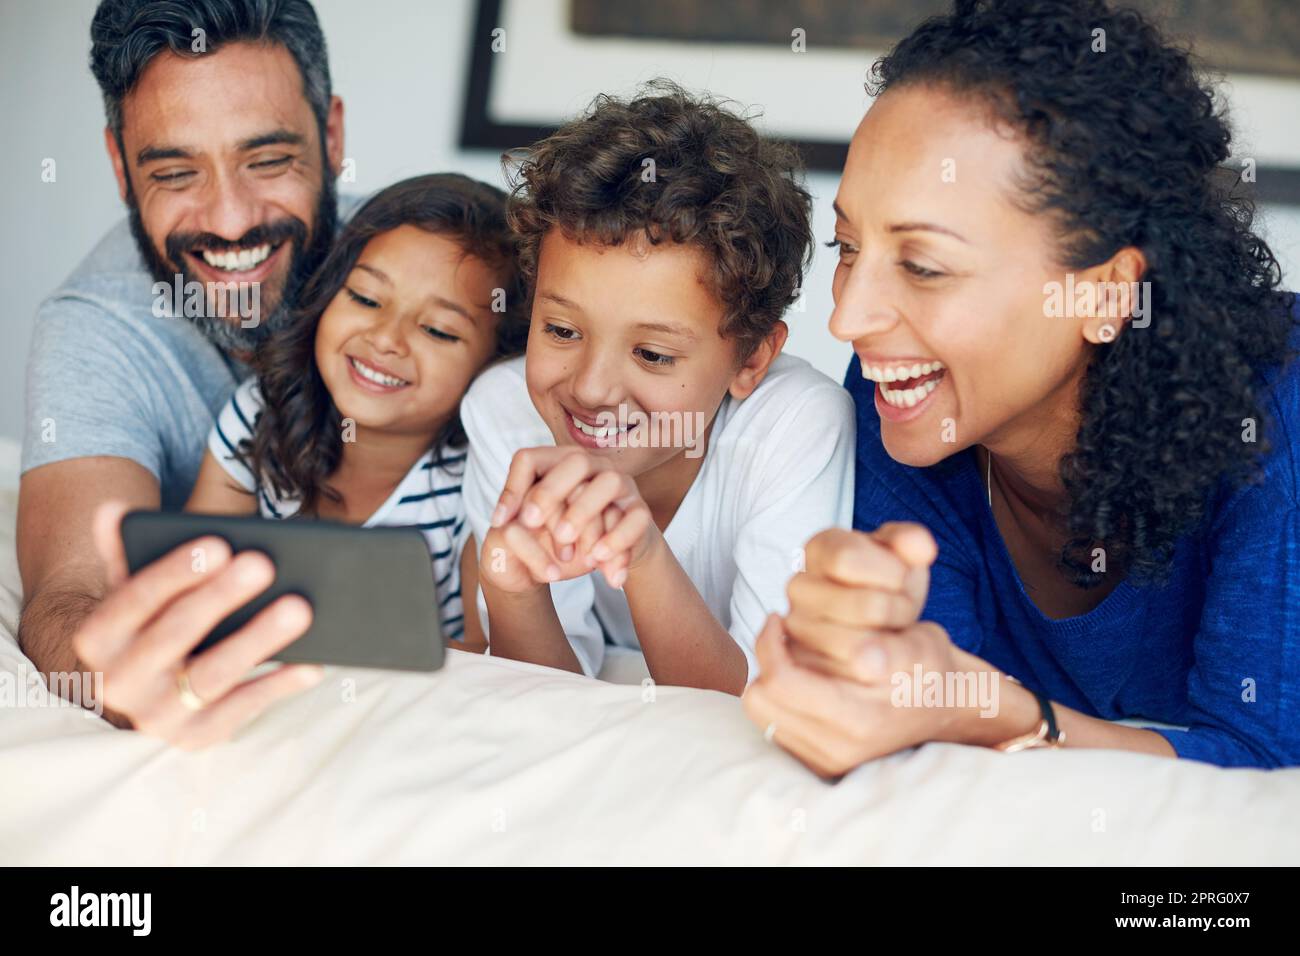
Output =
[{"x1": 1, "y1": 438, "x2": 1297, "y2": 865}]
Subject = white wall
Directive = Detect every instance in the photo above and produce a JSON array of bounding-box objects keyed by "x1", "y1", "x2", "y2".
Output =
[{"x1": 2, "y1": 0, "x2": 1298, "y2": 442}]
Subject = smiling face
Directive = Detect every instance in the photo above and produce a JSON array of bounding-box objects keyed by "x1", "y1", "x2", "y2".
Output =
[
  {"x1": 525, "y1": 230, "x2": 766, "y2": 482},
  {"x1": 107, "y1": 41, "x2": 342, "y2": 350},
  {"x1": 313, "y1": 225, "x2": 503, "y2": 439},
  {"x1": 828, "y1": 84, "x2": 1097, "y2": 469}
]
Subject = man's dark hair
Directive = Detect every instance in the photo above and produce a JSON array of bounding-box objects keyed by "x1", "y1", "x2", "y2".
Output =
[
  {"x1": 506, "y1": 78, "x2": 814, "y2": 360},
  {"x1": 90, "y1": 0, "x2": 331, "y2": 140}
]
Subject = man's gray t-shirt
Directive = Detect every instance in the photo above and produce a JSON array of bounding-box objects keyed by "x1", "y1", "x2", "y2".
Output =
[{"x1": 22, "y1": 198, "x2": 359, "y2": 510}]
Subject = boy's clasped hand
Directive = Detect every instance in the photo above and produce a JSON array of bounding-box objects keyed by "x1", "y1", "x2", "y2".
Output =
[{"x1": 483, "y1": 447, "x2": 657, "y2": 593}]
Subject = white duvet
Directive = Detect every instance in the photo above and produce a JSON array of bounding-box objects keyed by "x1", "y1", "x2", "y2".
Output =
[{"x1": 1, "y1": 438, "x2": 1297, "y2": 865}]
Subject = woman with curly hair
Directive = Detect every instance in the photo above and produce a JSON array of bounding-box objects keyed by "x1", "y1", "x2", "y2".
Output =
[{"x1": 744, "y1": 0, "x2": 1300, "y2": 770}]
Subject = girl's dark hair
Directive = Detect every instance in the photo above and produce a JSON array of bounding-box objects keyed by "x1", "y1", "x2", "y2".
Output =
[
  {"x1": 505, "y1": 78, "x2": 814, "y2": 360},
  {"x1": 870, "y1": 0, "x2": 1298, "y2": 585},
  {"x1": 240, "y1": 173, "x2": 528, "y2": 514}
]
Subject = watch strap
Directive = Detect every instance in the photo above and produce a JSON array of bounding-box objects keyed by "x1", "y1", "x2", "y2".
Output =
[{"x1": 995, "y1": 686, "x2": 1065, "y2": 752}]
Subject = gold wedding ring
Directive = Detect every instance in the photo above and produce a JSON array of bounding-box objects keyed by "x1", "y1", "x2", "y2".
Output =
[{"x1": 176, "y1": 668, "x2": 207, "y2": 712}]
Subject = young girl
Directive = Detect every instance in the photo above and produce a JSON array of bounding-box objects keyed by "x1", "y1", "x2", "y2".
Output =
[{"x1": 186, "y1": 173, "x2": 528, "y2": 646}]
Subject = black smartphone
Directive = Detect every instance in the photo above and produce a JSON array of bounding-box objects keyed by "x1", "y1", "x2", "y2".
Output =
[{"x1": 120, "y1": 510, "x2": 445, "y2": 672}]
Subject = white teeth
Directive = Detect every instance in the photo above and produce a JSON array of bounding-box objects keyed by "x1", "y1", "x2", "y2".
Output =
[
  {"x1": 861, "y1": 359, "x2": 945, "y2": 384},
  {"x1": 879, "y1": 376, "x2": 941, "y2": 408},
  {"x1": 570, "y1": 413, "x2": 628, "y2": 440},
  {"x1": 349, "y1": 356, "x2": 408, "y2": 387},
  {"x1": 200, "y1": 243, "x2": 272, "y2": 272}
]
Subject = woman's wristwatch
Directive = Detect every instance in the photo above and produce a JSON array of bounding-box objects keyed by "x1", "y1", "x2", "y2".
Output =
[{"x1": 994, "y1": 676, "x2": 1065, "y2": 752}]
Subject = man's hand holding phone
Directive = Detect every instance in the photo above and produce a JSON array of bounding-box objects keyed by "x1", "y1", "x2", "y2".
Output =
[{"x1": 73, "y1": 501, "x2": 323, "y2": 750}]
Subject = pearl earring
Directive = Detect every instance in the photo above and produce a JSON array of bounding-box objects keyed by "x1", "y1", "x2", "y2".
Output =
[{"x1": 1098, "y1": 323, "x2": 1117, "y2": 343}]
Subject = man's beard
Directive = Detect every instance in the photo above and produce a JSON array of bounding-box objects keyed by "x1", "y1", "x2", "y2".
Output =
[{"x1": 127, "y1": 179, "x2": 337, "y2": 356}]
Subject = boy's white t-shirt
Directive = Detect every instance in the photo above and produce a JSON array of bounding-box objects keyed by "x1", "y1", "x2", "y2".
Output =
[
  {"x1": 208, "y1": 377, "x2": 470, "y2": 641},
  {"x1": 460, "y1": 353, "x2": 856, "y2": 681}
]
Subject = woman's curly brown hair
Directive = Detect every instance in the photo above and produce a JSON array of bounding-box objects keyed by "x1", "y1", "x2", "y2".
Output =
[
  {"x1": 504, "y1": 78, "x2": 814, "y2": 359},
  {"x1": 871, "y1": 0, "x2": 1299, "y2": 586}
]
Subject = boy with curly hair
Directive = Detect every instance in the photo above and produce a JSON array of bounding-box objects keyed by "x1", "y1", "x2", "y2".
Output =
[{"x1": 459, "y1": 81, "x2": 855, "y2": 694}]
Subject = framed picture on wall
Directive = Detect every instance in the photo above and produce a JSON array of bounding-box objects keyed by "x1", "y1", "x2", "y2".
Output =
[{"x1": 460, "y1": 0, "x2": 1300, "y2": 203}]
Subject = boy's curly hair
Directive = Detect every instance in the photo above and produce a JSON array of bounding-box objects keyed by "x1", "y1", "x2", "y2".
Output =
[
  {"x1": 505, "y1": 78, "x2": 814, "y2": 360},
  {"x1": 871, "y1": 0, "x2": 1298, "y2": 586}
]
